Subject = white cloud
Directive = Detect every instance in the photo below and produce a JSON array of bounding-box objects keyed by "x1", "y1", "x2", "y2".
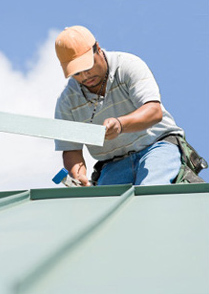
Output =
[
  {"x1": 0, "y1": 30, "x2": 95, "y2": 191},
  {"x1": 0, "y1": 30, "x2": 64, "y2": 117}
]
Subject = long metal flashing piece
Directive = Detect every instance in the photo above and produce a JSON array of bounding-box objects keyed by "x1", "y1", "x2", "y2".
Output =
[
  {"x1": 135, "y1": 183, "x2": 209, "y2": 196},
  {"x1": 30, "y1": 183, "x2": 209, "y2": 201},
  {"x1": 30, "y1": 184, "x2": 133, "y2": 200},
  {"x1": 0, "y1": 112, "x2": 105, "y2": 146}
]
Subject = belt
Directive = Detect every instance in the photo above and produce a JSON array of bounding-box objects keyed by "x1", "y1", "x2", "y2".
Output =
[{"x1": 158, "y1": 134, "x2": 182, "y2": 146}]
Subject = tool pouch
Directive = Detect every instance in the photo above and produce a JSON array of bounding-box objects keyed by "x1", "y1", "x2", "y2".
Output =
[
  {"x1": 162, "y1": 135, "x2": 208, "y2": 183},
  {"x1": 174, "y1": 136, "x2": 208, "y2": 183},
  {"x1": 91, "y1": 160, "x2": 107, "y2": 186}
]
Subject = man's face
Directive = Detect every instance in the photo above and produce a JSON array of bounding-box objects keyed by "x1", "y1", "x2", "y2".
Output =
[{"x1": 72, "y1": 49, "x2": 108, "y2": 93}]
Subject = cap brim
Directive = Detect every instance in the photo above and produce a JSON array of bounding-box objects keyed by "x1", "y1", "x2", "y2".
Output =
[{"x1": 60, "y1": 48, "x2": 94, "y2": 78}]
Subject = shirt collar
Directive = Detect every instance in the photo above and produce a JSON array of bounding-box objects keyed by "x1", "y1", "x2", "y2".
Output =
[{"x1": 103, "y1": 50, "x2": 119, "y2": 84}]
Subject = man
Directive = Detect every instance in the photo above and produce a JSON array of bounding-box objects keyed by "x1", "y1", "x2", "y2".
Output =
[{"x1": 54, "y1": 25, "x2": 184, "y2": 186}]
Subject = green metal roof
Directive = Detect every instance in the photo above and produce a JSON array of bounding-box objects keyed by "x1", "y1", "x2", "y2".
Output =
[{"x1": 0, "y1": 183, "x2": 209, "y2": 294}]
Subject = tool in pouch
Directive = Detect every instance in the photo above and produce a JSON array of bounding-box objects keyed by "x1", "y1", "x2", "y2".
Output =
[
  {"x1": 158, "y1": 134, "x2": 208, "y2": 183},
  {"x1": 52, "y1": 168, "x2": 83, "y2": 187}
]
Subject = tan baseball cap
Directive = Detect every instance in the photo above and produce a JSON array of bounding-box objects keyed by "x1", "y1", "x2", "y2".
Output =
[{"x1": 55, "y1": 26, "x2": 96, "y2": 78}]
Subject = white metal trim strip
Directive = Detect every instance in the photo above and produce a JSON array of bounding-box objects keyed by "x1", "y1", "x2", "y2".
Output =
[{"x1": 0, "y1": 112, "x2": 105, "y2": 146}]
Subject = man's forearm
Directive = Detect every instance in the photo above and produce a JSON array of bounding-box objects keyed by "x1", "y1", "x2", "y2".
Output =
[
  {"x1": 103, "y1": 101, "x2": 162, "y2": 140},
  {"x1": 63, "y1": 150, "x2": 90, "y2": 186},
  {"x1": 119, "y1": 101, "x2": 162, "y2": 133}
]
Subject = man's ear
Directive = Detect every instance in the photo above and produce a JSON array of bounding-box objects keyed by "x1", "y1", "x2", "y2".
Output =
[{"x1": 96, "y1": 42, "x2": 101, "y2": 53}]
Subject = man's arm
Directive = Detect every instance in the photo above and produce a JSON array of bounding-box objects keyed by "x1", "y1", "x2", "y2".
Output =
[
  {"x1": 63, "y1": 150, "x2": 91, "y2": 186},
  {"x1": 104, "y1": 101, "x2": 162, "y2": 140}
]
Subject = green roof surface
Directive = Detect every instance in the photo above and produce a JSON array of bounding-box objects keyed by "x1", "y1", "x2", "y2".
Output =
[{"x1": 0, "y1": 183, "x2": 209, "y2": 294}]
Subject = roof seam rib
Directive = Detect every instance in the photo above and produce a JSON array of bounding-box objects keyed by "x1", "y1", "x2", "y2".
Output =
[{"x1": 13, "y1": 186, "x2": 135, "y2": 294}]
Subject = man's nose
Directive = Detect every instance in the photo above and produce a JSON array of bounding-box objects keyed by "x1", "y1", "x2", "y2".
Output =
[{"x1": 80, "y1": 70, "x2": 91, "y2": 79}]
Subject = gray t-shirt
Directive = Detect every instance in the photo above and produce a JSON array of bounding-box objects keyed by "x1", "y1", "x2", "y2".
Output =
[{"x1": 55, "y1": 50, "x2": 184, "y2": 161}]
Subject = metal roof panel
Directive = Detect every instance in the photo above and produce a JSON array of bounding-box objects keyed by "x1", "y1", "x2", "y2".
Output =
[{"x1": 0, "y1": 183, "x2": 208, "y2": 294}]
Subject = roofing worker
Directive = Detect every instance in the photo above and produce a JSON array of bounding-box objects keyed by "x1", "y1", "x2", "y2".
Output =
[{"x1": 54, "y1": 25, "x2": 185, "y2": 186}]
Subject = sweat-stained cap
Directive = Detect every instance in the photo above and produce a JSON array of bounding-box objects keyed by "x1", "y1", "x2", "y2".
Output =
[{"x1": 55, "y1": 26, "x2": 96, "y2": 78}]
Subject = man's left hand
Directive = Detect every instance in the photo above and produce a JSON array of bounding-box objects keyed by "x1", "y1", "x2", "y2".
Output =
[{"x1": 103, "y1": 117, "x2": 122, "y2": 140}]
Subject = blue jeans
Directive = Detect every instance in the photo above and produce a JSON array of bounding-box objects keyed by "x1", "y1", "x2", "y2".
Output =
[{"x1": 97, "y1": 141, "x2": 181, "y2": 186}]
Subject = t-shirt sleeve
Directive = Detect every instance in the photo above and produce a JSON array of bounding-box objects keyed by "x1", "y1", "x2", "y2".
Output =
[{"x1": 121, "y1": 54, "x2": 161, "y2": 107}]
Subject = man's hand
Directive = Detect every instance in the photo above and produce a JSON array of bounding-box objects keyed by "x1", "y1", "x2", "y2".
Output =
[
  {"x1": 78, "y1": 174, "x2": 91, "y2": 186},
  {"x1": 103, "y1": 117, "x2": 122, "y2": 140}
]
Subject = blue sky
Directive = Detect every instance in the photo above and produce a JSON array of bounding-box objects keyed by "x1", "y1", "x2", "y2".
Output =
[{"x1": 0, "y1": 0, "x2": 208, "y2": 190}]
